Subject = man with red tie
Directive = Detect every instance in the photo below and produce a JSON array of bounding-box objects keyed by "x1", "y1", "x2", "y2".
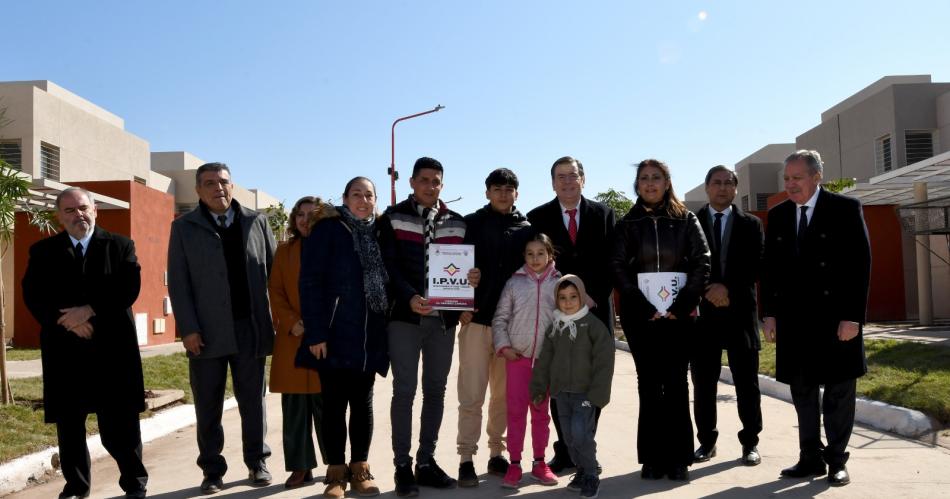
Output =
[{"x1": 526, "y1": 156, "x2": 617, "y2": 473}]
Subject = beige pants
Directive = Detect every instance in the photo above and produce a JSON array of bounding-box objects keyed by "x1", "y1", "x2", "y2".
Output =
[{"x1": 456, "y1": 322, "x2": 507, "y2": 461}]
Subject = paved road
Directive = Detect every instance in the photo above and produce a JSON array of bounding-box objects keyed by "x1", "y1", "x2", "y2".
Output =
[{"x1": 10, "y1": 345, "x2": 950, "y2": 498}]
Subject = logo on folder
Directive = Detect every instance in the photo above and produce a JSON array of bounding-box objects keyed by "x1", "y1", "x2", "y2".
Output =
[
  {"x1": 657, "y1": 286, "x2": 671, "y2": 302},
  {"x1": 443, "y1": 263, "x2": 461, "y2": 276}
]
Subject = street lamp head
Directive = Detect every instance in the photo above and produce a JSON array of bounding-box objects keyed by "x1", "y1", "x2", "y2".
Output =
[{"x1": 434, "y1": 105, "x2": 445, "y2": 112}]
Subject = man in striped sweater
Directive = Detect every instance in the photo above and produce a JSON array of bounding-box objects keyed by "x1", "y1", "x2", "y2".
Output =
[{"x1": 378, "y1": 157, "x2": 479, "y2": 496}]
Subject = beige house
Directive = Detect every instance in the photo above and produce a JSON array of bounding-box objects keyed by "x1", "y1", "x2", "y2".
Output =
[{"x1": 0, "y1": 80, "x2": 282, "y2": 343}]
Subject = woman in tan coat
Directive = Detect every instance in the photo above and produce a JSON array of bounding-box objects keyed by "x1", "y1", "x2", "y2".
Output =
[{"x1": 268, "y1": 196, "x2": 326, "y2": 488}]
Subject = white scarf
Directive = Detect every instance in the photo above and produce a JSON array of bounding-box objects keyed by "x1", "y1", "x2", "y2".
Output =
[{"x1": 551, "y1": 305, "x2": 589, "y2": 341}]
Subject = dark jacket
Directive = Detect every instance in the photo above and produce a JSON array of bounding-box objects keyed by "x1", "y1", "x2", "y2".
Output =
[
  {"x1": 463, "y1": 205, "x2": 533, "y2": 326},
  {"x1": 611, "y1": 201, "x2": 711, "y2": 323},
  {"x1": 530, "y1": 312, "x2": 615, "y2": 409},
  {"x1": 297, "y1": 205, "x2": 389, "y2": 376},
  {"x1": 377, "y1": 195, "x2": 466, "y2": 329},
  {"x1": 22, "y1": 227, "x2": 145, "y2": 422},
  {"x1": 761, "y1": 188, "x2": 871, "y2": 384},
  {"x1": 696, "y1": 204, "x2": 764, "y2": 350},
  {"x1": 526, "y1": 197, "x2": 616, "y2": 326}
]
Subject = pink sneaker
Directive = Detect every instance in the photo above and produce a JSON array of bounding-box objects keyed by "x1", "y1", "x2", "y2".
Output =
[
  {"x1": 501, "y1": 463, "x2": 522, "y2": 489},
  {"x1": 530, "y1": 461, "x2": 558, "y2": 486}
]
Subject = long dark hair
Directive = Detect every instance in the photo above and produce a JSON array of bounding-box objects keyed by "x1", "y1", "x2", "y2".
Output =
[
  {"x1": 634, "y1": 159, "x2": 687, "y2": 218},
  {"x1": 288, "y1": 196, "x2": 316, "y2": 241}
]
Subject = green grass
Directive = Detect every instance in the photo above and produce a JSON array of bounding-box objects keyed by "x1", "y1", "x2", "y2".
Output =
[
  {"x1": 4, "y1": 348, "x2": 41, "y2": 361},
  {"x1": 0, "y1": 352, "x2": 271, "y2": 463},
  {"x1": 724, "y1": 338, "x2": 950, "y2": 426}
]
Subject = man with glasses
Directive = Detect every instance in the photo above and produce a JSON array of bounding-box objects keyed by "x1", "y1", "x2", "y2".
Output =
[
  {"x1": 168, "y1": 162, "x2": 277, "y2": 494},
  {"x1": 526, "y1": 156, "x2": 616, "y2": 473},
  {"x1": 691, "y1": 165, "x2": 764, "y2": 467}
]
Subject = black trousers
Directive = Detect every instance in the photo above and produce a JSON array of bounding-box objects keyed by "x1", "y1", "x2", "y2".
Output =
[
  {"x1": 318, "y1": 368, "x2": 377, "y2": 465},
  {"x1": 690, "y1": 321, "x2": 762, "y2": 449},
  {"x1": 189, "y1": 319, "x2": 270, "y2": 477},
  {"x1": 627, "y1": 318, "x2": 694, "y2": 468},
  {"x1": 56, "y1": 409, "x2": 148, "y2": 496},
  {"x1": 790, "y1": 376, "x2": 856, "y2": 467}
]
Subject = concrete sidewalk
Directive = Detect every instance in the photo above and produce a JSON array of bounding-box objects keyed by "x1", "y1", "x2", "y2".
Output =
[
  {"x1": 864, "y1": 321, "x2": 950, "y2": 347},
  {"x1": 6, "y1": 342, "x2": 185, "y2": 379},
  {"x1": 8, "y1": 345, "x2": 950, "y2": 498}
]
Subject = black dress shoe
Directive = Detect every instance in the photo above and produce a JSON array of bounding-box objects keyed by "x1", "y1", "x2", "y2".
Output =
[
  {"x1": 828, "y1": 465, "x2": 850, "y2": 486},
  {"x1": 200, "y1": 475, "x2": 224, "y2": 494},
  {"x1": 58, "y1": 493, "x2": 89, "y2": 499},
  {"x1": 248, "y1": 464, "x2": 272, "y2": 486},
  {"x1": 640, "y1": 464, "x2": 665, "y2": 480},
  {"x1": 667, "y1": 466, "x2": 690, "y2": 481},
  {"x1": 741, "y1": 446, "x2": 761, "y2": 466},
  {"x1": 780, "y1": 460, "x2": 827, "y2": 478},
  {"x1": 547, "y1": 441, "x2": 576, "y2": 473},
  {"x1": 125, "y1": 489, "x2": 148, "y2": 499},
  {"x1": 693, "y1": 445, "x2": 717, "y2": 463}
]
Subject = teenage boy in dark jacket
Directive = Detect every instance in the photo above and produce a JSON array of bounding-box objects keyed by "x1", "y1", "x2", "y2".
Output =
[
  {"x1": 377, "y1": 157, "x2": 480, "y2": 496},
  {"x1": 455, "y1": 168, "x2": 533, "y2": 486}
]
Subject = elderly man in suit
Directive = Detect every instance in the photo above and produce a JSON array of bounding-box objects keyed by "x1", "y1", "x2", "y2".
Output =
[
  {"x1": 22, "y1": 187, "x2": 148, "y2": 499},
  {"x1": 691, "y1": 165, "x2": 764, "y2": 467},
  {"x1": 762, "y1": 150, "x2": 871, "y2": 487},
  {"x1": 526, "y1": 156, "x2": 616, "y2": 472},
  {"x1": 168, "y1": 162, "x2": 277, "y2": 494}
]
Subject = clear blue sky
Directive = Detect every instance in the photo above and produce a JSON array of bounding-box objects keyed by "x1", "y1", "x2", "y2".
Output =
[{"x1": 6, "y1": 1, "x2": 950, "y2": 214}]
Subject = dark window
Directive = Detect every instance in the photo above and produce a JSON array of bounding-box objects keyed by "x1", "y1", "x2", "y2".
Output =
[
  {"x1": 0, "y1": 140, "x2": 22, "y2": 170},
  {"x1": 875, "y1": 135, "x2": 892, "y2": 173},
  {"x1": 905, "y1": 130, "x2": 935, "y2": 166},
  {"x1": 40, "y1": 142, "x2": 60, "y2": 180}
]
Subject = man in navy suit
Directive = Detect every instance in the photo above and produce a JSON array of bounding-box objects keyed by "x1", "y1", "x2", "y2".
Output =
[
  {"x1": 762, "y1": 150, "x2": 871, "y2": 487},
  {"x1": 691, "y1": 166, "x2": 764, "y2": 467},
  {"x1": 527, "y1": 156, "x2": 616, "y2": 473}
]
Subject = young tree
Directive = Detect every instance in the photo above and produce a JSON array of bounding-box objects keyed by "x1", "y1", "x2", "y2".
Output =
[
  {"x1": 595, "y1": 187, "x2": 634, "y2": 217},
  {"x1": 0, "y1": 161, "x2": 56, "y2": 403},
  {"x1": 262, "y1": 201, "x2": 289, "y2": 243}
]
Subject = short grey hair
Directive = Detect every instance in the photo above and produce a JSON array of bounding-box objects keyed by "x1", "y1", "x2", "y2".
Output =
[
  {"x1": 55, "y1": 187, "x2": 95, "y2": 209},
  {"x1": 784, "y1": 149, "x2": 823, "y2": 176},
  {"x1": 195, "y1": 162, "x2": 231, "y2": 186}
]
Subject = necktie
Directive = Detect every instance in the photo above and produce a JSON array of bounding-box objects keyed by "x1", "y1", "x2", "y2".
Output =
[
  {"x1": 713, "y1": 213, "x2": 723, "y2": 252},
  {"x1": 566, "y1": 208, "x2": 578, "y2": 244},
  {"x1": 216, "y1": 214, "x2": 228, "y2": 228},
  {"x1": 75, "y1": 242, "x2": 85, "y2": 272},
  {"x1": 712, "y1": 213, "x2": 723, "y2": 280},
  {"x1": 797, "y1": 205, "x2": 808, "y2": 253}
]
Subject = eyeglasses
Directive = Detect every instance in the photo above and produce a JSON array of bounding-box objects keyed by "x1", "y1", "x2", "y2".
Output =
[{"x1": 709, "y1": 180, "x2": 736, "y2": 188}]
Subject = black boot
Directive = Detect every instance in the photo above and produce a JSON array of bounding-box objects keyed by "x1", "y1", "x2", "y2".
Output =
[{"x1": 546, "y1": 441, "x2": 576, "y2": 473}]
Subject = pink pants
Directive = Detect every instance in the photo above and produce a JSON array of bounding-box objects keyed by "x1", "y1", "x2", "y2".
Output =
[{"x1": 505, "y1": 357, "x2": 550, "y2": 462}]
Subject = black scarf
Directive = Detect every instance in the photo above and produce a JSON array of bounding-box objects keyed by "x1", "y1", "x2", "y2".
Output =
[{"x1": 338, "y1": 205, "x2": 389, "y2": 313}]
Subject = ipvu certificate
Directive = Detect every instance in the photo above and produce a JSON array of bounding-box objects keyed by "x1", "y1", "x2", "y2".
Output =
[
  {"x1": 426, "y1": 243, "x2": 475, "y2": 310},
  {"x1": 637, "y1": 272, "x2": 687, "y2": 315}
]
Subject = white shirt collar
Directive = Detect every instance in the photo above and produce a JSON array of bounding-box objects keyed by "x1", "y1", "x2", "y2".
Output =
[
  {"x1": 710, "y1": 205, "x2": 732, "y2": 219},
  {"x1": 68, "y1": 226, "x2": 95, "y2": 255},
  {"x1": 210, "y1": 206, "x2": 235, "y2": 227},
  {"x1": 798, "y1": 187, "x2": 821, "y2": 211}
]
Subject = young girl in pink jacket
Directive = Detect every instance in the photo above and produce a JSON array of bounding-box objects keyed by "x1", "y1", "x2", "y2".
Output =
[{"x1": 492, "y1": 233, "x2": 561, "y2": 489}]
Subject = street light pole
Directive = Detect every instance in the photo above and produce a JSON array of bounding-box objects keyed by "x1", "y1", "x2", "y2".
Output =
[{"x1": 389, "y1": 105, "x2": 444, "y2": 206}]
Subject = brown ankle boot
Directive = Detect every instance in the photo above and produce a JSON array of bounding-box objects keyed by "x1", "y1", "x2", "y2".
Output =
[
  {"x1": 323, "y1": 464, "x2": 349, "y2": 498},
  {"x1": 349, "y1": 461, "x2": 380, "y2": 497}
]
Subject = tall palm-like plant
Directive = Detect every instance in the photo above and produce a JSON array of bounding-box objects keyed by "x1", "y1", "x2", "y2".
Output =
[{"x1": 0, "y1": 161, "x2": 56, "y2": 403}]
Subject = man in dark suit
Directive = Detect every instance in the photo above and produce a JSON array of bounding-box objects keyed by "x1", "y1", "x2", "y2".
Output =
[
  {"x1": 22, "y1": 187, "x2": 148, "y2": 499},
  {"x1": 526, "y1": 156, "x2": 616, "y2": 472},
  {"x1": 167, "y1": 162, "x2": 277, "y2": 493},
  {"x1": 691, "y1": 166, "x2": 764, "y2": 467},
  {"x1": 762, "y1": 150, "x2": 871, "y2": 487}
]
